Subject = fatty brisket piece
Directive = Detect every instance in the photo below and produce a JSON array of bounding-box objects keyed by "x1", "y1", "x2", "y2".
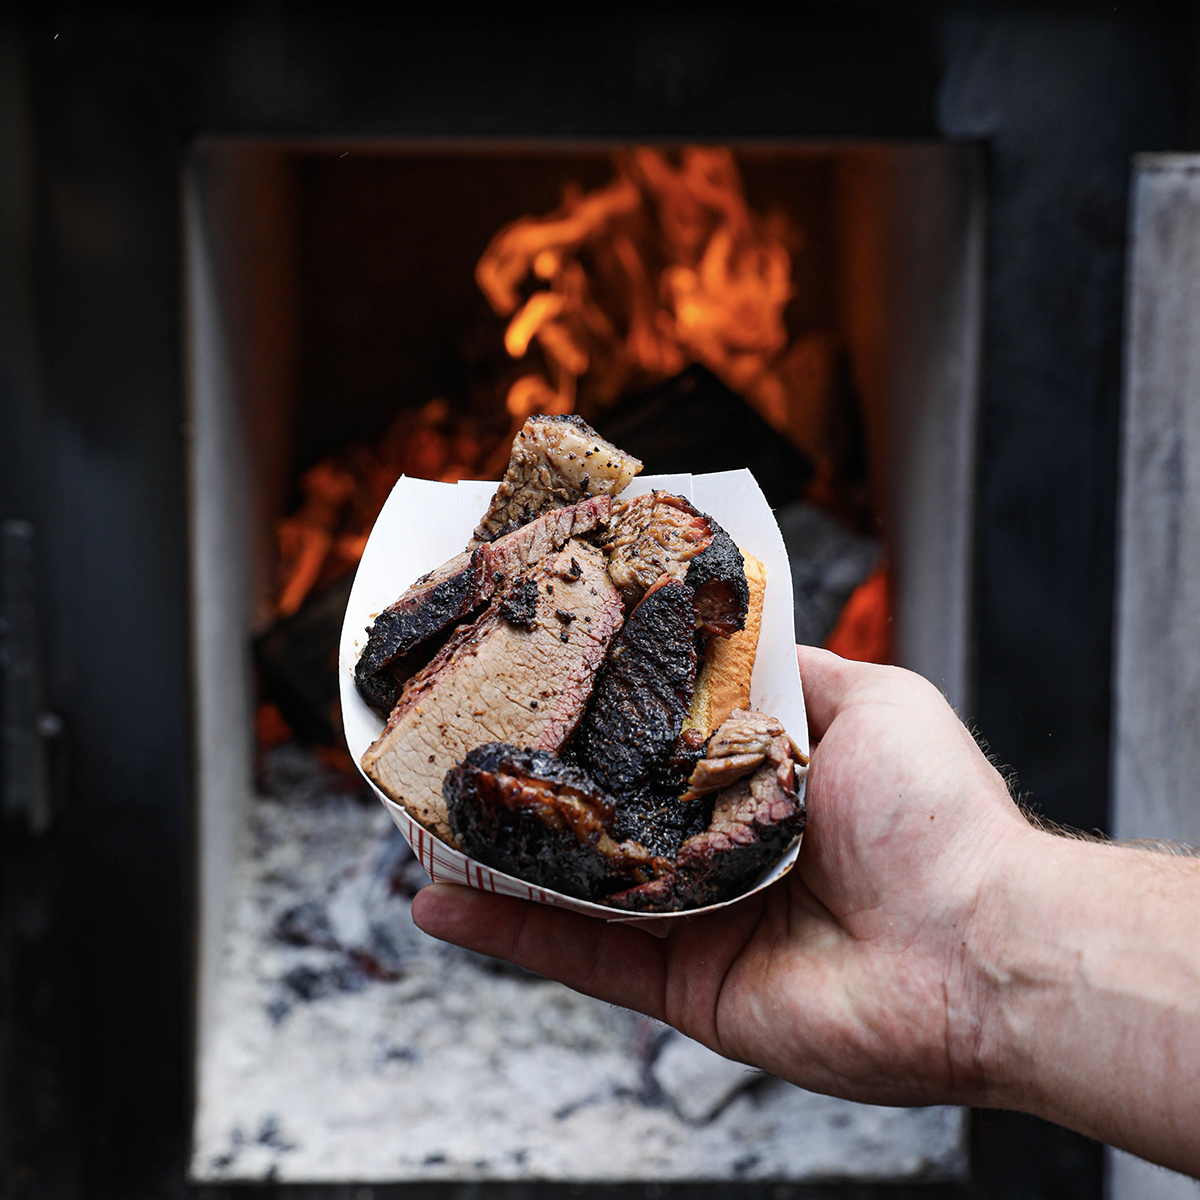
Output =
[
  {"x1": 471, "y1": 414, "x2": 642, "y2": 545},
  {"x1": 685, "y1": 524, "x2": 750, "y2": 637},
  {"x1": 682, "y1": 709, "x2": 787, "y2": 800},
  {"x1": 603, "y1": 491, "x2": 713, "y2": 603},
  {"x1": 603, "y1": 731, "x2": 806, "y2": 913},
  {"x1": 355, "y1": 495, "x2": 612, "y2": 716},
  {"x1": 603, "y1": 492, "x2": 748, "y2": 637},
  {"x1": 575, "y1": 578, "x2": 697, "y2": 799},
  {"x1": 673, "y1": 734, "x2": 805, "y2": 907},
  {"x1": 361, "y1": 539, "x2": 623, "y2": 843},
  {"x1": 444, "y1": 744, "x2": 664, "y2": 900}
]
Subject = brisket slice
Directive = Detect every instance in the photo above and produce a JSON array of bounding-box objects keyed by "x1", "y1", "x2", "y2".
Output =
[
  {"x1": 603, "y1": 492, "x2": 749, "y2": 636},
  {"x1": 354, "y1": 549, "x2": 485, "y2": 715},
  {"x1": 681, "y1": 709, "x2": 786, "y2": 800},
  {"x1": 355, "y1": 495, "x2": 611, "y2": 716},
  {"x1": 444, "y1": 744, "x2": 666, "y2": 900},
  {"x1": 472, "y1": 414, "x2": 642, "y2": 545},
  {"x1": 575, "y1": 578, "x2": 697, "y2": 801},
  {"x1": 361, "y1": 539, "x2": 623, "y2": 843},
  {"x1": 603, "y1": 734, "x2": 805, "y2": 912},
  {"x1": 685, "y1": 524, "x2": 750, "y2": 638}
]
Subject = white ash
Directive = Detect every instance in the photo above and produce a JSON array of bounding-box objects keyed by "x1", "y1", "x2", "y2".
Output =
[{"x1": 191, "y1": 744, "x2": 966, "y2": 1183}]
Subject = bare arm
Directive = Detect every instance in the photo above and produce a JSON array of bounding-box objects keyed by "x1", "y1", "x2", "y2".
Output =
[{"x1": 411, "y1": 646, "x2": 1200, "y2": 1176}]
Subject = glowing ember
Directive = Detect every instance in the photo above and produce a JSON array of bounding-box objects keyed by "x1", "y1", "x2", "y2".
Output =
[{"x1": 824, "y1": 563, "x2": 891, "y2": 665}]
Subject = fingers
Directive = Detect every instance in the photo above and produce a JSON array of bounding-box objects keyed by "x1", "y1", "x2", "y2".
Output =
[
  {"x1": 795, "y1": 644, "x2": 873, "y2": 740},
  {"x1": 411, "y1": 883, "x2": 669, "y2": 1020}
]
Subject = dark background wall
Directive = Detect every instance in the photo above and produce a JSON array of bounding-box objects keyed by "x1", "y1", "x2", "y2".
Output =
[{"x1": 0, "y1": 3, "x2": 1191, "y2": 1197}]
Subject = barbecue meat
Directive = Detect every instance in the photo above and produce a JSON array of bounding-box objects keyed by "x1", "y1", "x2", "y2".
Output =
[
  {"x1": 603, "y1": 733, "x2": 806, "y2": 912},
  {"x1": 685, "y1": 524, "x2": 750, "y2": 637},
  {"x1": 361, "y1": 540, "x2": 623, "y2": 842},
  {"x1": 604, "y1": 491, "x2": 712, "y2": 603},
  {"x1": 483, "y1": 493, "x2": 611, "y2": 589},
  {"x1": 603, "y1": 492, "x2": 748, "y2": 636},
  {"x1": 355, "y1": 495, "x2": 611, "y2": 716},
  {"x1": 609, "y1": 786, "x2": 711, "y2": 859},
  {"x1": 444, "y1": 744, "x2": 665, "y2": 899},
  {"x1": 682, "y1": 709, "x2": 786, "y2": 799},
  {"x1": 472, "y1": 414, "x2": 642, "y2": 545},
  {"x1": 354, "y1": 549, "x2": 486, "y2": 715},
  {"x1": 575, "y1": 578, "x2": 697, "y2": 800}
]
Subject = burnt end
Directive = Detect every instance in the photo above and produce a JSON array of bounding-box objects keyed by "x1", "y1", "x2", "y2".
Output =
[
  {"x1": 602, "y1": 875, "x2": 677, "y2": 912},
  {"x1": 444, "y1": 744, "x2": 661, "y2": 900},
  {"x1": 354, "y1": 550, "x2": 487, "y2": 715},
  {"x1": 611, "y1": 787, "x2": 712, "y2": 859},
  {"x1": 603, "y1": 735, "x2": 807, "y2": 913},
  {"x1": 576, "y1": 580, "x2": 697, "y2": 798},
  {"x1": 685, "y1": 522, "x2": 749, "y2": 637},
  {"x1": 499, "y1": 578, "x2": 539, "y2": 629},
  {"x1": 672, "y1": 740, "x2": 805, "y2": 908}
]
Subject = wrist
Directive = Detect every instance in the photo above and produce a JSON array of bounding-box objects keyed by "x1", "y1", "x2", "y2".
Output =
[
  {"x1": 954, "y1": 820, "x2": 1072, "y2": 1112},
  {"x1": 962, "y1": 824, "x2": 1200, "y2": 1169}
]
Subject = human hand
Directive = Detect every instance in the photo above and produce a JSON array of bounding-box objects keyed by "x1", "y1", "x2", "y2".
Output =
[{"x1": 411, "y1": 645, "x2": 1030, "y2": 1108}]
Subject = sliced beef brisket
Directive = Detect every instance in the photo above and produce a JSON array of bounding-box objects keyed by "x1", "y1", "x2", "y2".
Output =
[
  {"x1": 685, "y1": 524, "x2": 750, "y2": 637},
  {"x1": 575, "y1": 578, "x2": 697, "y2": 799},
  {"x1": 355, "y1": 494, "x2": 611, "y2": 716},
  {"x1": 444, "y1": 744, "x2": 665, "y2": 899},
  {"x1": 361, "y1": 539, "x2": 623, "y2": 843},
  {"x1": 604, "y1": 733, "x2": 806, "y2": 912},
  {"x1": 603, "y1": 492, "x2": 712, "y2": 603},
  {"x1": 603, "y1": 492, "x2": 748, "y2": 636},
  {"x1": 471, "y1": 415, "x2": 641, "y2": 545},
  {"x1": 354, "y1": 549, "x2": 487, "y2": 716}
]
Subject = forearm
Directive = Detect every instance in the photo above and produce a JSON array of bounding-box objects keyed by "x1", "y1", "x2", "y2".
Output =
[{"x1": 973, "y1": 828, "x2": 1200, "y2": 1175}]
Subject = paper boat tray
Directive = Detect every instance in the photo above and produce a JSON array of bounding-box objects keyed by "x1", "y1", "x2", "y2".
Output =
[{"x1": 339, "y1": 468, "x2": 808, "y2": 923}]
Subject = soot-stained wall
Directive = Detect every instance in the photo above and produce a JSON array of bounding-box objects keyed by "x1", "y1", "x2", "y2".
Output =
[{"x1": 0, "y1": 6, "x2": 1190, "y2": 1198}]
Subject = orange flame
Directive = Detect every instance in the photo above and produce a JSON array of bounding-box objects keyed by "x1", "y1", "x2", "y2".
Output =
[{"x1": 476, "y1": 148, "x2": 799, "y2": 428}]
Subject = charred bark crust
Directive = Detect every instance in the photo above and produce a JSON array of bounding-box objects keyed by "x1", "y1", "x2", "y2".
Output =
[
  {"x1": 575, "y1": 580, "x2": 697, "y2": 798},
  {"x1": 604, "y1": 735, "x2": 805, "y2": 912},
  {"x1": 354, "y1": 550, "x2": 487, "y2": 715},
  {"x1": 685, "y1": 521, "x2": 749, "y2": 637},
  {"x1": 444, "y1": 744, "x2": 661, "y2": 899}
]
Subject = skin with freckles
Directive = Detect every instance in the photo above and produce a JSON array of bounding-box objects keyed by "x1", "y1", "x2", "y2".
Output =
[{"x1": 412, "y1": 645, "x2": 1200, "y2": 1177}]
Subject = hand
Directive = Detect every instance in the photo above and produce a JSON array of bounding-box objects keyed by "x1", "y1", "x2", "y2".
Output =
[{"x1": 412, "y1": 645, "x2": 1029, "y2": 1108}]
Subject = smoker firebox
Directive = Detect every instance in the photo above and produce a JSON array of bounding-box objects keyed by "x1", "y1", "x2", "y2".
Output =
[{"x1": 185, "y1": 141, "x2": 981, "y2": 1183}]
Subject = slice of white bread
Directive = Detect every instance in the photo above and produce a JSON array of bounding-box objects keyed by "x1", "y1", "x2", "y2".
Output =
[{"x1": 683, "y1": 553, "x2": 766, "y2": 740}]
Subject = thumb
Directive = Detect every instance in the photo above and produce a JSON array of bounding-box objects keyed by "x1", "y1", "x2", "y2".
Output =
[{"x1": 795, "y1": 645, "x2": 876, "y2": 741}]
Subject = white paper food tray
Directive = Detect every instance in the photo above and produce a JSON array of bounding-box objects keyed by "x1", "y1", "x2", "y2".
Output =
[{"x1": 339, "y1": 468, "x2": 807, "y2": 923}]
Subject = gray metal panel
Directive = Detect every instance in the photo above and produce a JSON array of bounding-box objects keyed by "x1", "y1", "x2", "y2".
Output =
[
  {"x1": 1113, "y1": 155, "x2": 1200, "y2": 848},
  {"x1": 1109, "y1": 153, "x2": 1200, "y2": 1200},
  {"x1": 837, "y1": 145, "x2": 985, "y2": 714}
]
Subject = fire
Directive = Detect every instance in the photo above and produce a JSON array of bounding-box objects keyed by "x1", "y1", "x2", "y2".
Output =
[
  {"x1": 476, "y1": 147, "x2": 799, "y2": 431},
  {"x1": 273, "y1": 399, "x2": 484, "y2": 618},
  {"x1": 824, "y1": 564, "x2": 892, "y2": 665}
]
